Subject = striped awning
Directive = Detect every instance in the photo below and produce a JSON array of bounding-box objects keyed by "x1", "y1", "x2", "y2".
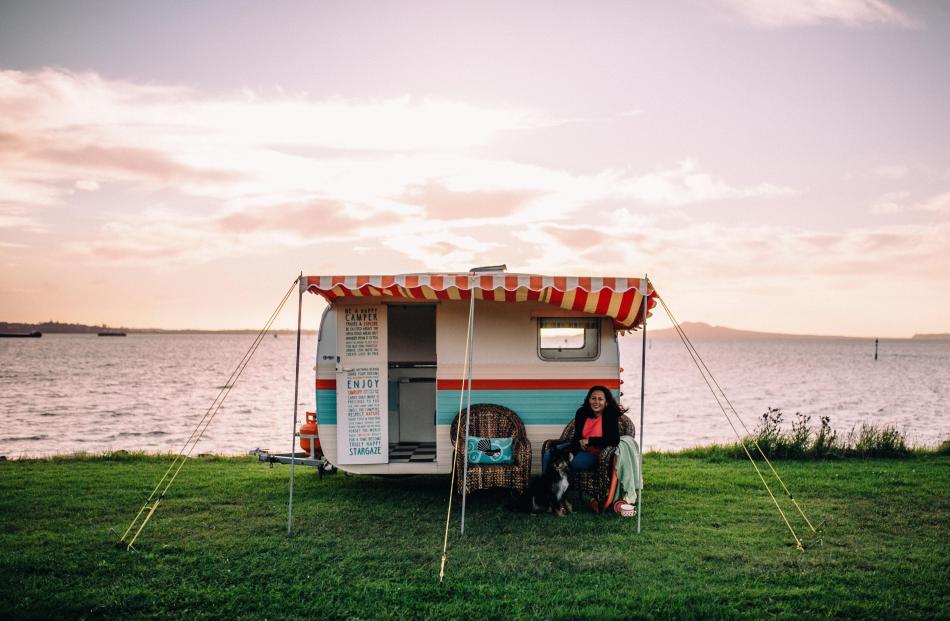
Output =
[{"x1": 304, "y1": 273, "x2": 656, "y2": 329}]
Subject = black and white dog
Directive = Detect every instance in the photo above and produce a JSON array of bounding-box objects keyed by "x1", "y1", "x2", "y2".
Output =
[{"x1": 513, "y1": 446, "x2": 573, "y2": 516}]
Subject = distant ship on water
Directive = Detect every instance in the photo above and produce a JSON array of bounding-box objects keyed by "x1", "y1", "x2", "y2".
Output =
[{"x1": 0, "y1": 331, "x2": 42, "y2": 338}]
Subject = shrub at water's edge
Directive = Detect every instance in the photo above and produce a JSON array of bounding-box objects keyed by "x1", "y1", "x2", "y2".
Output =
[{"x1": 675, "y1": 408, "x2": 919, "y2": 460}]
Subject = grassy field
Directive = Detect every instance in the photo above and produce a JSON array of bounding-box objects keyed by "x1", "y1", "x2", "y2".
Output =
[{"x1": 1, "y1": 453, "x2": 948, "y2": 620}]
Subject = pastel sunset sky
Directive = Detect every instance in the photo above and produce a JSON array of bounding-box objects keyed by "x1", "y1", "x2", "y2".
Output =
[{"x1": 0, "y1": 0, "x2": 947, "y2": 336}]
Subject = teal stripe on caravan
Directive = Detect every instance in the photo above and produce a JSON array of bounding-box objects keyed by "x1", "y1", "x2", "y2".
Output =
[
  {"x1": 317, "y1": 387, "x2": 620, "y2": 427},
  {"x1": 316, "y1": 390, "x2": 337, "y2": 425},
  {"x1": 436, "y1": 389, "x2": 608, "y2": 425}
]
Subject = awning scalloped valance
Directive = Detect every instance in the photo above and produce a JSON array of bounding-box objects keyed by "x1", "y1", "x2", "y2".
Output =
[{"x1": 303, "y1": 272, "x2": 656, "y2": 329}]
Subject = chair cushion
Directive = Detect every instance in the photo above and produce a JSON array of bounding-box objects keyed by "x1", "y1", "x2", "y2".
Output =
[{"x1": 466, "y1": 436, "x2": 514, "y2": 464}]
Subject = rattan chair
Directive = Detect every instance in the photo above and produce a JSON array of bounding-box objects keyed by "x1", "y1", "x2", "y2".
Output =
[
  {"x1": 450, "y1": 404, "x2": 531, "y2": 494},
  {"x1": 541, "y1": 414, "x2": 635, "y2": 503}
]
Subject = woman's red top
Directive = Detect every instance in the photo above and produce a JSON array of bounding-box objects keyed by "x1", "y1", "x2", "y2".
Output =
[{"x1": 581, "y1": 415, "x2": 604, "y2": 454}]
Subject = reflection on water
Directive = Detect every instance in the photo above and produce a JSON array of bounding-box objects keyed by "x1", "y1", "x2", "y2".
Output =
[{"x1": 1, "y1": 333, "x2": 947, "y2": 457}]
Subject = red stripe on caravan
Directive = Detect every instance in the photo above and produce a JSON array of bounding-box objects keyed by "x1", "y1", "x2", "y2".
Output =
[
  {"x1": 434, "y1": 287, "x2": 450, "y2": 300},
  {"x1": 594, "y1": 289, "x2": 613, "y2": 315},
  {"x1": 483, "y1": 288, "x2": 496, "y2": 301},
  {"x1": 456, "y1": 274, "x2": 470, "y2": 290},
  {"x1": 480, "y1": 275, "x2": 493, "y2": 292},
  {"x1": 316, "y1": 379, "x2": 336, "y2": 389},
  {"x1": 405, "y1": 275, "x2": 419, "y2": 288},
  {"x1": 505, "y1": 275, "x2": 518, "y2": 291},
  {"x1": 356, "y1": 275, "x2": 369, "y2": 287},
  {"x1": 548, "y1": 287, "x2": 564, "y2": 306},
  {"x1": 431, "y1": 275, "x2": 444, "y2": 290},
  {"x1": 529, "y1": 275, "x2": 543, "y2": 290},
  {"x1": 553, "y1": 276, "x2": 567, "y2": 291},
  {"x1": 381, "y1": 275, "x2": 395, "y2": 288},
  {"x1": 504, "y1": 287, "x2": 517, "y2": 302},
  {"x1": 578, "y1": 276, "x2": 592, "y2": 291},
  {"x1": 603, "y1": 277, "x2": 616, "y2": 290},
  {"x1": 436, "y1": 378, "x2": 621, "y2": 390},
  {"x1": 331, "y1": 275, "x2": 346, "y2": 286},
  {"x1": 526, "y1": 288, "x2": 541, "y2": 301}
]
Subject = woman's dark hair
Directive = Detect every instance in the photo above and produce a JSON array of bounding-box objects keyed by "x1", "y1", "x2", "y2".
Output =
[{"x1": 581, "y1": 385, "x2": 627, "y2": 417}]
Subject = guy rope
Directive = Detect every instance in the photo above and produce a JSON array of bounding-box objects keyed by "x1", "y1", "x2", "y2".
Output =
[
  {"x1": 116, "y1": 278, "x2": 299, "y2": 551},
  {"x1": 655, "y1": 292, "x2": 819, "y2": 551},
  {"x1": 438, "y1": 272, "x2": 477, "y2": 583}
]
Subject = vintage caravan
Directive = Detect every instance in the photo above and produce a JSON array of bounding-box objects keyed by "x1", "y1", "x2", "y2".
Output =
[
  {"x1": 300, "y1": 270, "x2": 656, "y2": 475},
  {"x1": 120, "y1": 269, "x2": 815, "y2": 551}
]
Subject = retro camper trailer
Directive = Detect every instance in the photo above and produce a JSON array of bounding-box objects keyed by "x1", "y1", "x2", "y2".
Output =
[
  {"x1": 121, "y1": 268, "x2": 814, "y2": 552},
  {"x1": 295, "y1": 269, "x2": 655, "y2": 475}
]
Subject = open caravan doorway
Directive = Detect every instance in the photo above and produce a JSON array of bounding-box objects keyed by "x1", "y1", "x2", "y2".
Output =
[{"x1": 387, "y1": 304, "x2": 437, "y2": 463}]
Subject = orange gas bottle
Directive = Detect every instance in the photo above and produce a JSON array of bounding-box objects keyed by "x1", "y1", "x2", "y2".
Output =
[{"x1": 299, "y1": 411, "x2": 321, "y2": 456}]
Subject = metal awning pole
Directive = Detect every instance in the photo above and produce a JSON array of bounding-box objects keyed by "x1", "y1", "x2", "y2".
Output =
[
  {"x1": 460, "y1": 275, "x2": 477, "y2": 534},
  {"x1": 637, "y1": 275, "x2": 648, "y2": 534},
  {"x1": 287, "y1": 273, "x2": 304, "y2": 536}
]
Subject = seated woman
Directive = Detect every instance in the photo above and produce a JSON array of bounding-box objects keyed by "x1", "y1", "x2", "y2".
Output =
[{"x1": 543, "y1": 385, "x2": 624, "y2": 472}]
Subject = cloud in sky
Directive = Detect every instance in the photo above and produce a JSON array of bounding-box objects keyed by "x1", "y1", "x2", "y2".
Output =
[
  {"x1": 874, "y1": 164, "x2": 909, "y2": 180},
  {"x1": 0, "y1": 65, "x2": 947, "y2": 336},
  {"x1": 718, "y1": 0, "x2": 917, "y2": 29},
  {"x1": 870, "y1": 191, "x2": 911, "y2": 214},
  {"x1": 869, "y1": 189, "x2": 950, "y2": 216},
  {"x1": 0, "y1": 68, "x2": 792, "y2": 259}
]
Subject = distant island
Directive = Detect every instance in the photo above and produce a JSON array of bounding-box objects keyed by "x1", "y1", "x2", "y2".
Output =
[
  {"x1": 0, "y1": 321, "x2": 315, "y2": 335},
  {"x1": 646, "y1": 322, "x2": 944, "y2": 340},
  {"x1": 646, "y1": 322, "x2": 863, "y2": 340}
]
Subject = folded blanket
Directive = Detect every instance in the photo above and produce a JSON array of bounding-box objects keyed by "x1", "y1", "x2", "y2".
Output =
[{"x1": 614, "y1": 435, "x2": 642, "y2": 504}]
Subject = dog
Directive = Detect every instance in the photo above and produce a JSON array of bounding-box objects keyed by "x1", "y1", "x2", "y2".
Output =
[{"x1": 512, "y1": 445, "x2": 574, "y2": 516}]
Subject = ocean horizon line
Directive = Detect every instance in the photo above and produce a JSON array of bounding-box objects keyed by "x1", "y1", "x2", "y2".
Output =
[{"x1": 2, "y1": 320, "x2": 947, "y2": 340}]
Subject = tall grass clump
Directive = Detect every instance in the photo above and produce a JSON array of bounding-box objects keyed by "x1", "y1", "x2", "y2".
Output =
[
  {"x1": 847, "y1": 423, "x2": 911, "y2": 457},
  {"x1": 680, "y1": 408, "x2": 912, "y2": 460}
]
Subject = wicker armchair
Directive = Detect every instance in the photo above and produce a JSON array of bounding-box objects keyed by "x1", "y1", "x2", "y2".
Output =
[
  {"x1": 541, "y1": 415, "x2": 636, "y2": 503},
  {"x1": 450, "y1": 404, "x2": 531, "y2": 494}
]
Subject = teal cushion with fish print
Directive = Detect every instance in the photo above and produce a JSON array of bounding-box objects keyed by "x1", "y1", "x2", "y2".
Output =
[{"x1": 466, "y1": 436, "x2": 514, "y2": 464}]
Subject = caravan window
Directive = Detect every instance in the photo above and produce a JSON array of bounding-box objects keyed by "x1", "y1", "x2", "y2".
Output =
[{"x1": 538, "y1": 317, "x2": 600, "y2": 360}]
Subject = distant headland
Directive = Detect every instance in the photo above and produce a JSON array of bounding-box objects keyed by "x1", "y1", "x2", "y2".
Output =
[
  {"x1": 0, "y1": 321, "x2": 314, "y2": 335},
  {"x1": 647, "y1": 322, "x2": 947, "y2": 340}
]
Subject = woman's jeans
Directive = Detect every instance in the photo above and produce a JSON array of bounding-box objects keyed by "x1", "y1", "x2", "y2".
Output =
[{"x1": 542, "y1": 441, "x2": 597, "y2": 473}]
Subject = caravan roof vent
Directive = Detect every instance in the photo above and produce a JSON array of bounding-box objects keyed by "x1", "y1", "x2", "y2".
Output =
[{"x1": 470, "y1": 264, "x2": 507, "y2": 273}]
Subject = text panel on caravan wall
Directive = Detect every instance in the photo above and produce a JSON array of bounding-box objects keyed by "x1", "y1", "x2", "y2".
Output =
[{"x1": 335, "y1": 304, "x2": 389, "y2": 464}]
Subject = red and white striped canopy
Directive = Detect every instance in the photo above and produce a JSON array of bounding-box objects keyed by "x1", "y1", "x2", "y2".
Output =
[{"x1": 304, "y1": 273, "x2": 656, "y2": 329}]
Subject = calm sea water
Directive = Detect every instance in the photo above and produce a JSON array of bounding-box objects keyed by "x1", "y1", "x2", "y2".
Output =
[{"x1": 1, "y1": 333, "x2": 947, "y2": 458}]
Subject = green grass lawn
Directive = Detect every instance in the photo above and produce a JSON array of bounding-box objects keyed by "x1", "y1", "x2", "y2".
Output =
[{"x1": 1, "y1": 453, "x2": 948, "y2": 620}]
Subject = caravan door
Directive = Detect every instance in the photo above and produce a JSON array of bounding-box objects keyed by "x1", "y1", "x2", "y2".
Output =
[{"x1": 335, "y1": 304, "x2": 389, "y2": 464}]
